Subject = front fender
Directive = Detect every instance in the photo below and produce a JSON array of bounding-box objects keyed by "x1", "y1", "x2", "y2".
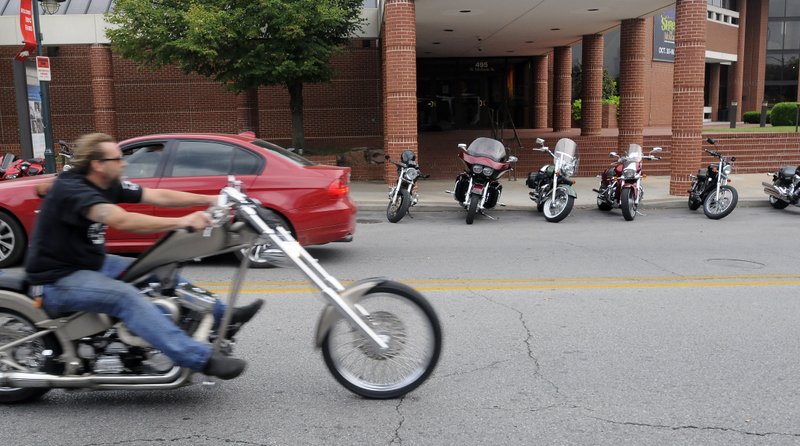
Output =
[
  {"x1": 558, "y1": 184, "x2": 577, "y2": 198},
  {"x1": 314, "y1": 277, "x2": 389, "y2": 347}
]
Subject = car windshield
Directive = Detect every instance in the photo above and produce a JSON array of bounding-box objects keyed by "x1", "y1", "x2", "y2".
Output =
[
  {"x1": 466, "y1": 137, "x2": 507, "y2": 162},
  {"x1": 250, "y1": 139, "x2": 315, "y2": 166}
]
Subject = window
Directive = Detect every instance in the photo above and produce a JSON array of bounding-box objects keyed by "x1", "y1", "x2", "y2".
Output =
[
  {"x1": 707, "y1": 0, "x2": 736, "y2": 11},
  {"x1": 250, "y1": 139, "x2": 314, "y2": 166},
  {"x1": 362, "y1": 0, "x2": 377, "y2": 8},
  {"x1": 170, "y1": 141, "x2": 262, "y2": 177},
  {"x1": 123, "y1": 144, "x2": 164, "y2": 179}
]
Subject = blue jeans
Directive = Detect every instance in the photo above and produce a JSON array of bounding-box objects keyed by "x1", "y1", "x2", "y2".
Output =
[{"x1": 42, "y1": 255, "x2": 225, "y2": 371}]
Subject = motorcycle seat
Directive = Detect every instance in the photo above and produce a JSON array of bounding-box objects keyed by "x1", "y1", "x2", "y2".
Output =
[
  {"x1": 0, "y1": 270, "x2": 29, "y2": 293},
  {"x1": 779, "y1": 166, "x2": 798, "y2": 179}
]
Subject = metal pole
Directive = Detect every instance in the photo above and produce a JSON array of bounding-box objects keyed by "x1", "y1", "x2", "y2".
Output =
[
  {"x1": 760, "y1": 101, "x2": 768, "y2": 127},
  {"x1": 12, "y1": 61, "x2": 34, "y2": 159},
  {"x1": 31, "y1": 2, "x2": 57, "y2": 173}
]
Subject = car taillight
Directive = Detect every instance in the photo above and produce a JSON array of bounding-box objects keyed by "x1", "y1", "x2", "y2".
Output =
[{"x1": 327, "y1": 176, "x2": 349, "y2": 199}]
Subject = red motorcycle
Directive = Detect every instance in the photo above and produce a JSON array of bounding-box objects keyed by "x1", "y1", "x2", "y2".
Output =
[
  {"x1": 449, "y1": 137, "x2": 517, "y2": 224},
  {"x1": 594, "y1": 144, "x2": 662, "y2": 221}
]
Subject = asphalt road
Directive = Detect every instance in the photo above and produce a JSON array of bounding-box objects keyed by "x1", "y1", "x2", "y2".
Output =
[{"x1": 4, "y1": 206, "x2": 800, "y2": 445}]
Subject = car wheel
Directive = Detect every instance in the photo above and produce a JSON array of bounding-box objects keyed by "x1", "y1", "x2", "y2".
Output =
[
  {"x1": 0, "y1": 212, "x2": 26, "y2": 268},
  {"x1": 233, "y1": 211, "x2": 292, "y2": 268}
]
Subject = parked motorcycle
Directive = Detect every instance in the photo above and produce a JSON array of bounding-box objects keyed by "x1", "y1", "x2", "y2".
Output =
[
  {"x1": 525, "y1": 137, "x2": 579, "y2": 223},
  {"x1": 0, "y1": 179, "x2": 442, "y2": 403},
  {"x1": 1, "y1": 157, "x2": 45, "y2": 180},
  {"x1": 386, "y1": 150, "x2": 428, "y2": 223},
  {"x1": 594, "y1": 144, "x2": 662, "y2": 221},
  {"x1": 448, "y1": 137, "x2": 517, "y2": 224},
  {"x1": 761, "y1": 163, "x2": 800, "y2": 210},
  {"x1": 687, "y1": 138, "x2": 738, "y2": 219}
]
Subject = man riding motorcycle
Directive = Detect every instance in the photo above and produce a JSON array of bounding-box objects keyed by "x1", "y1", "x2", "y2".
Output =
[{"x1": 24, "y1": 133, "x2": 263, "y2": 380}]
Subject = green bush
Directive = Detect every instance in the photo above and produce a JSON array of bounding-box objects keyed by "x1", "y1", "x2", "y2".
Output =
[
  {"x1": 769, "y1": 102, "x2": 799, "y2": 126},
  {"x1": 602, "y1": 95, "x2": 620, "y2": 106},
  {"x1": 572, "y1": 99, "x2": 582, "y2": 122},
  {"x1": 743, "y1": 111, "x2": 761, "y2": 123}
]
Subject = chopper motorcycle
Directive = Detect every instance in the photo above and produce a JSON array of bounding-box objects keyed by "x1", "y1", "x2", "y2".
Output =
[
  {"x1": 687, "y1": 138, "x2": 738, "y2": 220},
  {"x1": 0, "y1": 179, "x2": 442, "y2": 403},
  {"x1": 386, "y1": 150, "x2": 428, "y2": 223},
  {"x1": 448, "y1": 137, "x2": 517, "y2": 225},
  {"x1": 594, "y1": 144, "x2": 662, "y2": 221},
  {"x1": 525, "y1": 137, "x2": 579, "y2": 223}
]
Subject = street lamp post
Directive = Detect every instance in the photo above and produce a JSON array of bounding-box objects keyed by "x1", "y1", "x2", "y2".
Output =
[{"x1": 30, "y1": 0, "x2": 64, "y2": 173}]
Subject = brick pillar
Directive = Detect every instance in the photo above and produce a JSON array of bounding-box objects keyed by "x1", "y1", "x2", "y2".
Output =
[
  {"x1": 708, "y1": 64, "x2": 720, "y2": 121},
  {"x1": 670, "y1": 0, "x2": 706, "y2": 196},
  {"x1": 552, "y1": 46, "x2": 572, "y2": 132},
  {"x1": 533, "y1": 55, "x2": 548, "y2": 129},
  {"x1": 236, "y1": 89, "x2": 259, "y2": 134},
  {"x1": 547, "y1": 51, "x2": 554, "y2": 129},
  {"x1": 382, "y1": 0, "x2": 417, "y2": 184},
  {"x1": 729, "y1": 0, "x2": 746, "y2": 121},
  {"x1": 618, "y1": 18, "x2": 645, "y2": 152},
  {"x1": 89, "y1": 44, "x2": 117, "y2": 138},
  {"x1": 581, "y1": 34, "x2": 603, "y2": 136}
]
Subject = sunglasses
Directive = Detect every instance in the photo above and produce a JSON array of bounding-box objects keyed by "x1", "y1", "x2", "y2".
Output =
[{"x1": 96, "y1": 156, "x2": 124, "y2": 162}]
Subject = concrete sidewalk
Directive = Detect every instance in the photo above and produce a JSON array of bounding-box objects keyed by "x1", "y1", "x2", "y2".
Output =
[{"x1": 350, "y1": 173, "x2": 774, "y2": 212}]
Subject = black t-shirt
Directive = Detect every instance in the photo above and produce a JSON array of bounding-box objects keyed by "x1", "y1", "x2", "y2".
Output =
[{"x1": 25, "y1": 171, "x2": 143, "y2": 284}]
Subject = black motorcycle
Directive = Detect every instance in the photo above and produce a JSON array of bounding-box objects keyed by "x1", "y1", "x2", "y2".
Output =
[
  {"x1": 448, "y1": 137, "x2": 517, "y2": 225},
  {"x1": 687, "y1": 138, "x2": 738, "y2": 220},
  {"x1": 386, "y1": 150, "x2": 427, "y2": 223},
  {"x1": 762, "y1": 163, "x2": 800, "y2": 209},
  {"x1": 526, "y1": 137, "x2": 578, "y2": 223}
]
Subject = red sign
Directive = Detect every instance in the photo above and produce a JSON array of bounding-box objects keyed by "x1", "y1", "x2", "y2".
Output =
[
  {"x1": 16, "y1": 0, "x2": 37, "y2": 61},
  {"x1": 36, "y1": 56, "x2": 51, "y2": 81}
]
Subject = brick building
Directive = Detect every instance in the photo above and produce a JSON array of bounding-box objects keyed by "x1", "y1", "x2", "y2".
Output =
[{"x1": 0, "y1": 0, "x2": 798, "y2": 194}]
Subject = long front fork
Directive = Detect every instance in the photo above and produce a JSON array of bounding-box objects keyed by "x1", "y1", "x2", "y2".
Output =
[
  {"x1": 238, "y1": 209, "x2": 389, "y2": 350},
  {"x1": 389, "y1": 175, "x2": 404, "y2": 203}
]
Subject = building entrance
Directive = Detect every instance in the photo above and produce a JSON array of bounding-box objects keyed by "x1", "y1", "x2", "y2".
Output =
[{"x1": 417, "y1": 58, "x2": 531, "y2": 132}]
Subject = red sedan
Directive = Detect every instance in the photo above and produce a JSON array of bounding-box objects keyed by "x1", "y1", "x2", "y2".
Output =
[{"x1": 0, "y1": 132, "x2": 357, "y2": 268}]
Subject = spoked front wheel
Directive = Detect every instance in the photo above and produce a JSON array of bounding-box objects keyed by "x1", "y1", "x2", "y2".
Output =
[
  {"x1": 543, "y1": 188, "x2": 574, "y2": 223},
  {"x1": 386, "y1": 189, "x2": 411, "y2": 223},
  {"x1": 703, "y1": 185, "x2": 738, "y2": 219},
  {"x1": 322, "y1": 281, "x2": 442, "y2": 399}
]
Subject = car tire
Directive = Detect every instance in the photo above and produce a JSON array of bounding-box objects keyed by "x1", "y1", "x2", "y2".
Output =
[
  {"x1": 233, "y1": 210, "x2": 293, "y2": 268},
  {"x1": 0, "y1": 212, "x2": 26, "y2": 268}
]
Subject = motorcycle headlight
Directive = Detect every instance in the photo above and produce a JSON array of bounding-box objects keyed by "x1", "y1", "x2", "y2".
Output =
[
  {"x1": 472, "y1": 165, "x2": 483, "y2": 174},
  {"x1": 404, "y1": 168, "x2": 419, "y2": 181},
  {"x1": 622, "y1": 168, "x2": 636, "y2": 179},
  {"x1": 722, "y1": 165, "x2": 732, "y2": 176},
  {"x1": 561, "y1": 164, "x2": 574, "y2": 177},
  {"x1": 5, "y1": 174, "x2": 17, "y2": 179},
  {"x1": 482, "y1": 166, "x2": 494, "y2": 176}
]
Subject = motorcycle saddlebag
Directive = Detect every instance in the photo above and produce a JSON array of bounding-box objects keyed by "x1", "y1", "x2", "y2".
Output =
[
  {"x1": 526, "y1": 171, "x2": 544, "y2": 189},
  {"x1": 484, "y1": 183, "x2": 502, "y2": 209}
]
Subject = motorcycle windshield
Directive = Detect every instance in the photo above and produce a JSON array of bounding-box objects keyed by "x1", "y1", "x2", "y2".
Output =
[
  {"x1": 626, "y1": 144, "x2": 643, "y2": 162},
  {"x1": 554, "y1": 138, "x2": 577, "y2": 164},
  {"x1": 466, "y1": 137, "x2": 507, "y2": 162}
]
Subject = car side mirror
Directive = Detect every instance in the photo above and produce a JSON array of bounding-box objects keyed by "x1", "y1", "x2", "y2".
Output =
[{"x1": 609, "y1": 152, "x2": 618, "y2": 158}]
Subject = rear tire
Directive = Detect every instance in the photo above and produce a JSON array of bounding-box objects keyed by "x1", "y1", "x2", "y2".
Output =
[
  {"x1": 769, "y1": 195, "x2": 790, "y2": 209},
  {"x1": 621, "y1": 188, "x2": 637, "y2": 221},
  {"x1": 387, "y1": 189, "x2": 411, "y2": 223},
  {"x1": 703, "y1": 185, "x2": 738, "y2": 220},
  {"x1": 0, "y1": 309, "x2": 60, "y2": 404},
  {"x1": 543, "y1": 188, "x2": 574, "y2": 223},
  {"x1": 466, "y1": 193, "x2": 480, "y2": 225},
  {"x1": 321, "y1": 281, "x2": 441, "y2": 399}
]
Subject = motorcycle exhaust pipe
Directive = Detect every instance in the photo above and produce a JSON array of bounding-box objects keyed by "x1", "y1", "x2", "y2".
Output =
[
  {"x1": 0, "y1": 366, "x2": 186, "y2": 389},
  {"x1": 762, "y1": 183, "x2": 787, "y2": 200}
]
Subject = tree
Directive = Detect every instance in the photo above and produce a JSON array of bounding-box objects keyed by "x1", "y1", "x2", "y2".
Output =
[{"x1": 106, "y1": 0, "x2": 365, "y2": 149}]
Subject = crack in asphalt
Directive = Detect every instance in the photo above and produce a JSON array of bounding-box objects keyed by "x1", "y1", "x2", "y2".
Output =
[
  {"x1": 389, "y1": 396, "x2": 406, "y2": 445},
  {"x1": 435, "y1": 359, "x2": 511, "y2": 378},
  {"x1": 469, "y1": 289, "x2": 562, "y2": 397},
  {"x1": 84, "y1": 436, "x2": 270, "y2": 445},
  {"x1": 632, "y1": 255, "x2": 682, "y2": 276},
  {"x1": 589, "y1": 416, "x2": 800, "y2": 438}
]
